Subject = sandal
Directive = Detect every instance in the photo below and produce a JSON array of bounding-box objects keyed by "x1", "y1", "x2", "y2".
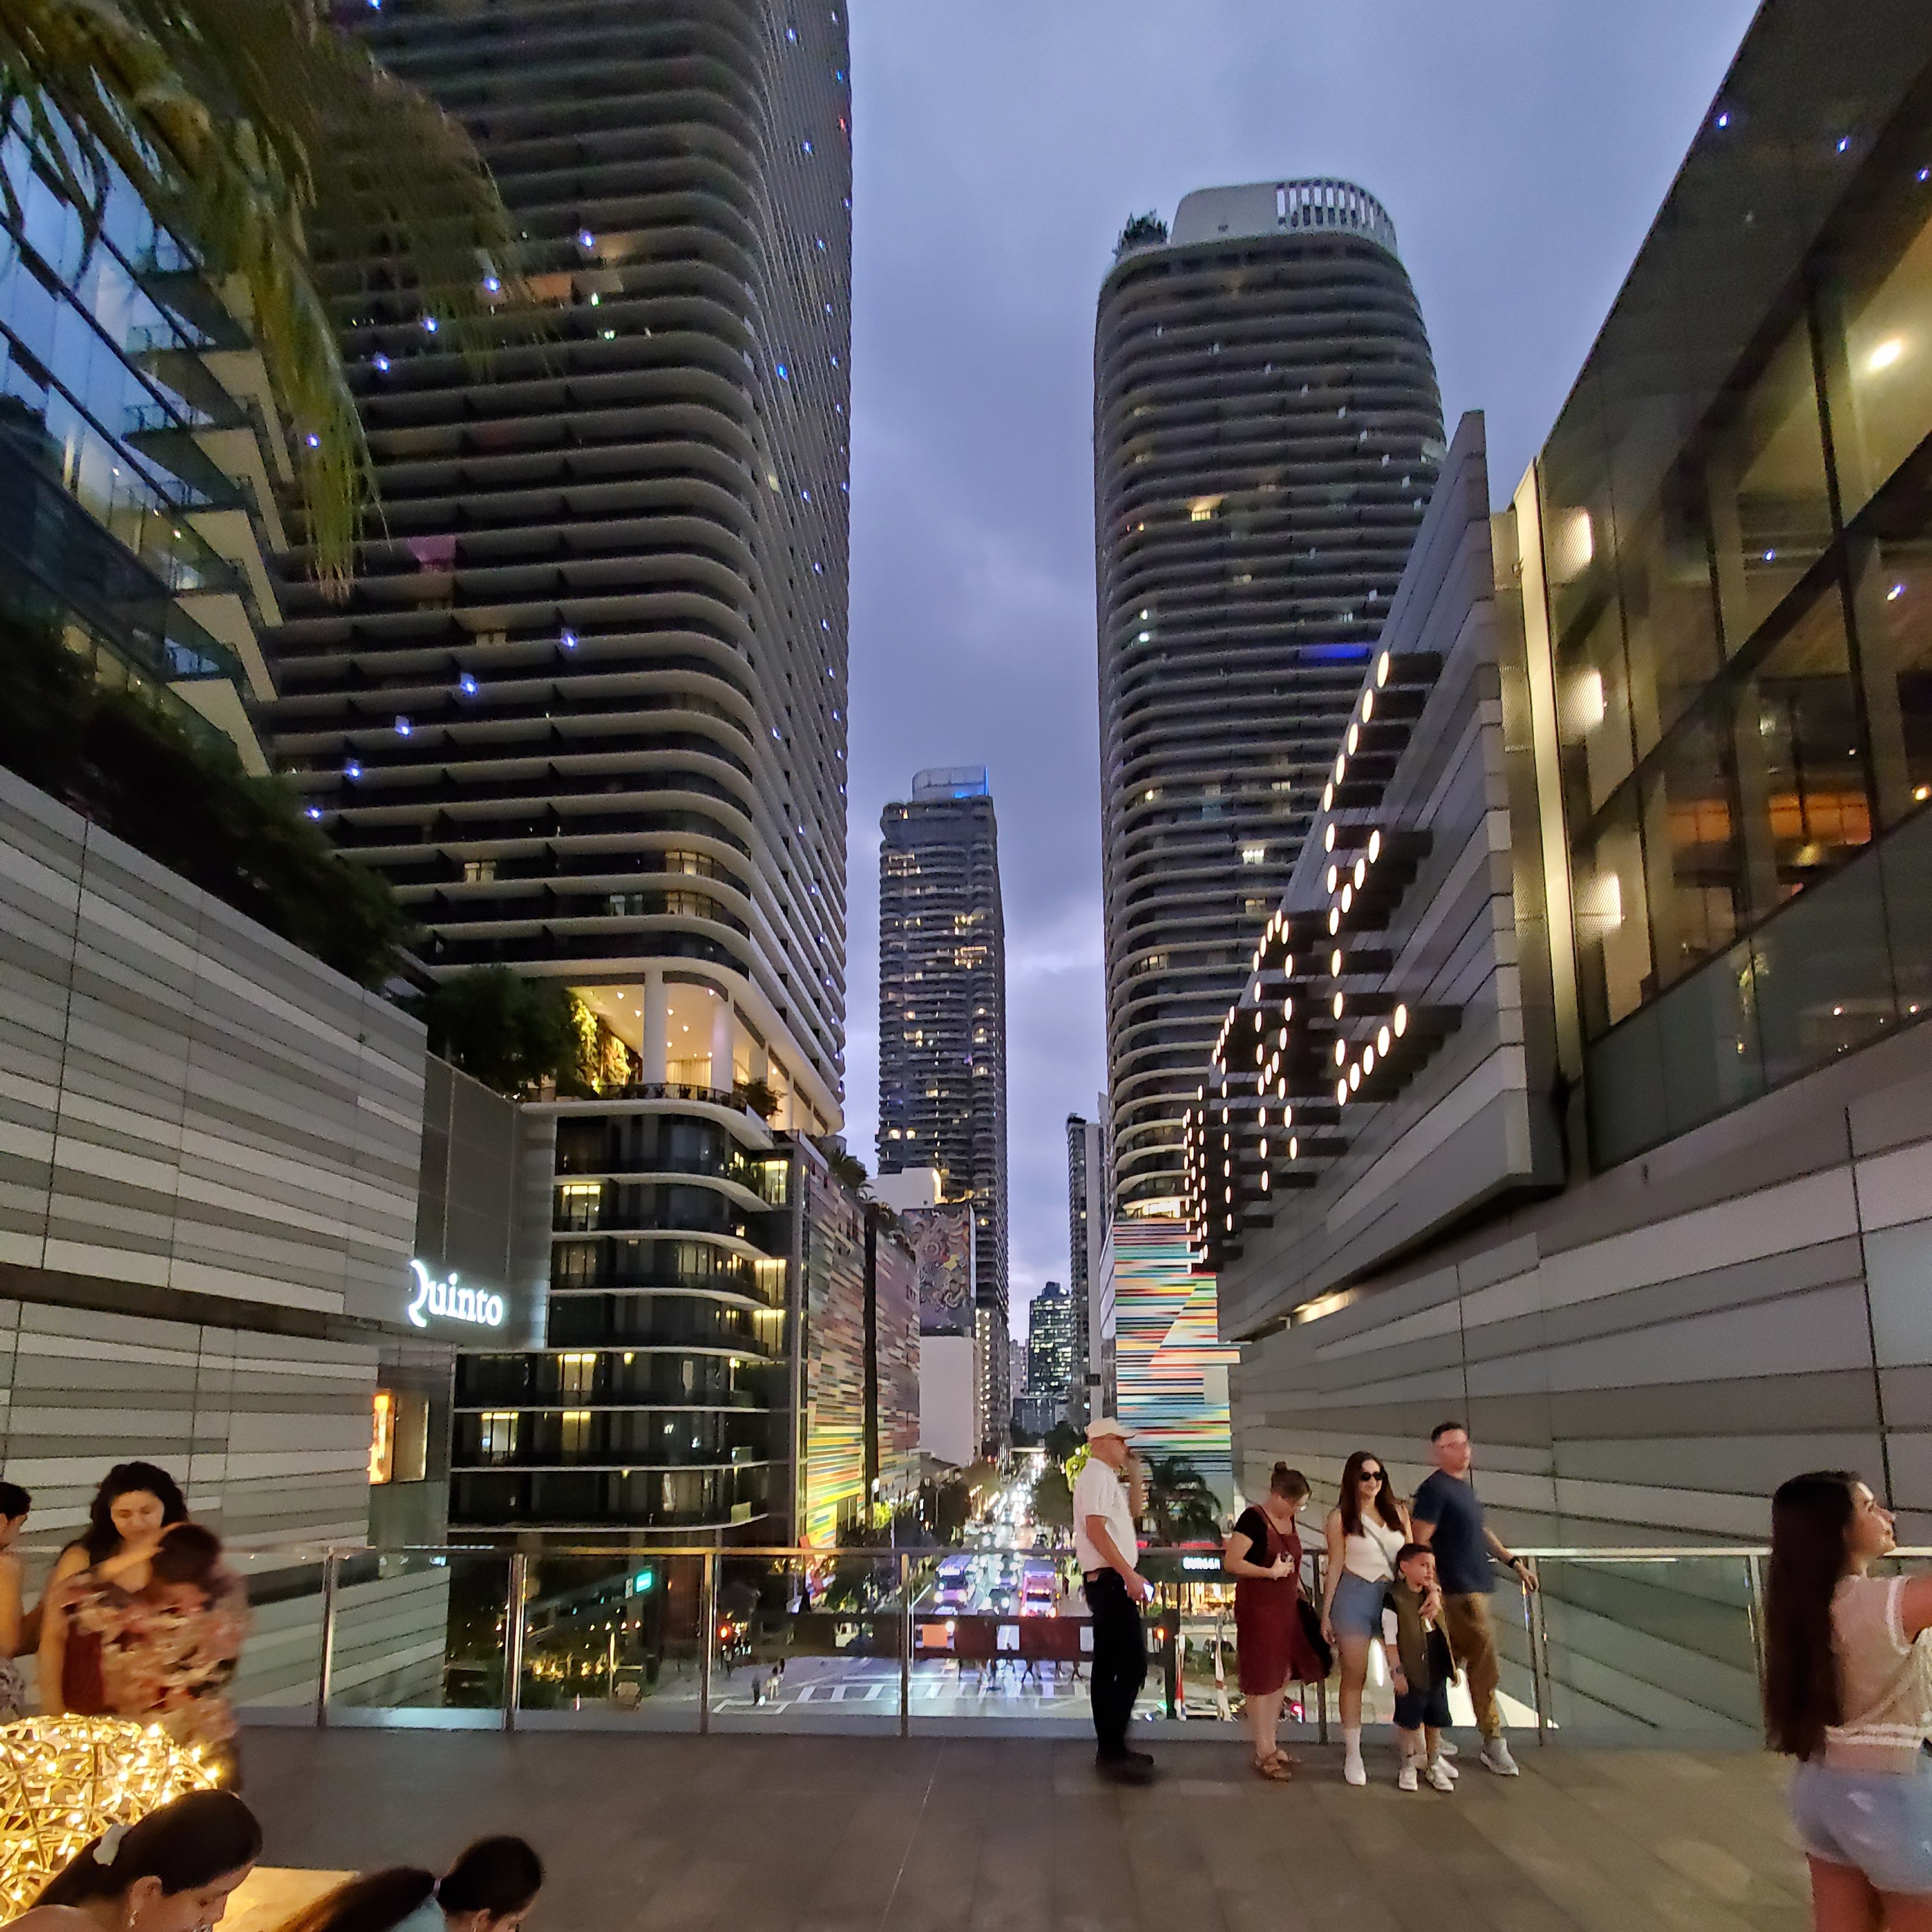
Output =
[{"x1": 1252, "y1": 1751, "x2": 1295, "y2": 1782}]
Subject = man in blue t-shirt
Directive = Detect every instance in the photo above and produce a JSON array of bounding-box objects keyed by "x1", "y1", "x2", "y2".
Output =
[{"x1": 1412, "y1": 1420, "x2": 1537, "y2": 1778}]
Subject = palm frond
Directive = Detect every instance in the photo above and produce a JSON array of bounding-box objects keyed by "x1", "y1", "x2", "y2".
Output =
[{"x1": 0, "y1": 0, "x2": 524, "y2": 590}]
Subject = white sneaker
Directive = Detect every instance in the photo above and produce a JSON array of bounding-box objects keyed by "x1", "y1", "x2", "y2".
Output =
[
  {"x1": 1425, "y1": 1761, "x2": 1455, "y2": 1792},
  {"x1": 1431, "y1": 1753, "x2": 1459, "y2": 1781},
  {"x1": 1436, "y1": 1737, "x2": 1459, "y2": 1758},
  {"x1": 1481, "y1": 1737, "x2": 1519, "y2": 1777},
  {"x1": 1343, "y1": 1749, "x2": 1367, "y2": 1787},
  {"x1": 1397, "y1": 1763, "x2": 1418, "y2": 1792}
]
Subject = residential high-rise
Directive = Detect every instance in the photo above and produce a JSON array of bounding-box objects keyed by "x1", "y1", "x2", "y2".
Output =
[
  {"x1": 1064, "y1": 1110, "x2": 1110, "y2": 1420},
  {"x1": 1095, "y1": 181, "x2": 1443, "y2": 1219},
  {"x1": 1025, "y1": 1280, "x2": 1077, "y2": 1407},
  {"x1": 276, "y1": 1, "x2": 853, "y2": 1539},
  {"x1": 877, "y1": 768, "x2": 1010, "y2": 1450}
]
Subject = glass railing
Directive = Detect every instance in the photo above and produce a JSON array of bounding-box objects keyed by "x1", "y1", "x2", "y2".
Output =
[{"x1": 54, "y1": 1539, "x2": 1903, "y2": 1743}]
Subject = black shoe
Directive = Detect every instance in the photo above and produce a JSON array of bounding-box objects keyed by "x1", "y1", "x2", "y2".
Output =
[{"x1": 1096, "y1": 1750, "x2": 1155, "y2": 1783}]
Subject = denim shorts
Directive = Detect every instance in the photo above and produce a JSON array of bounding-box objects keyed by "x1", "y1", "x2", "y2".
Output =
[
  {"x1": 1394, "y1": 1679, "x2": 1451, "y2": 1731},
  {"x1": 1792, "y1": 1754, "x2": 1932, "y2": 1895},
  {"x1": 1330, "y1": 1569, "x2": 1386, "y2": 1640}
]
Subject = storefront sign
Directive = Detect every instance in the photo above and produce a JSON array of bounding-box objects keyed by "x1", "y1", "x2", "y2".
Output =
[{"x1": 406, "y1": 1259, "x2": 505, "y2": 1330}]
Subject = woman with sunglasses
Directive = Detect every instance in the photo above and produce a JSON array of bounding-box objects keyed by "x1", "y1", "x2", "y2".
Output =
[{"x1": 1321, "y1": 1450, "x2": 1412, "y2": 1787}]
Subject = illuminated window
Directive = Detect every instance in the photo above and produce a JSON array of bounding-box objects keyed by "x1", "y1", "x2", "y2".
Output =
[
  {"x1": 561, "y1": 1409, "x2": 593, "y2": 1454},
  {"x1": 370, "y1": 1391, "x2": 395, "y2": 1484},
  {"x1": 557, "y1": 1182, "x2": 602, "y2": 1230},
  {"x1": 479, "y1": 1412, "x2": 520, "y2": 1462},
  {"x1": 462, "y1": 859, "x2": 496, "y2": 884},
  {"x1": 558, "y1": 1351, "x2": 597, "y2": 1398},
  {"x1": 1241, "y1": 845, "x2": 1267, "y2": 865}
]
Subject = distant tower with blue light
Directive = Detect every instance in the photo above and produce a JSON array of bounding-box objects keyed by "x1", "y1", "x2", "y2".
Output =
[
  {"x1": 878, "y1": 768, "x2": 1010, "y2": 1451},
  {"x1": 1094, "y1": 179, "x2": 1443, "y2": 1219}
]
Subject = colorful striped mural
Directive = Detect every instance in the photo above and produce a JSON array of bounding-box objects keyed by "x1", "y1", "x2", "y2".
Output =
[{"x1": 1106, "y1": 1216, "x2": 1237, "y2": 1507}]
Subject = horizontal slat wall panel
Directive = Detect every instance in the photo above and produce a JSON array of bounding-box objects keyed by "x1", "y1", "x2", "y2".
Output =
[
  {"x1": 1233, "y1": 1013, "x2": 1932, "y2": 1732},
  {"x1": 0, "y1": 766, "x2": 448, "y2": 1707}
]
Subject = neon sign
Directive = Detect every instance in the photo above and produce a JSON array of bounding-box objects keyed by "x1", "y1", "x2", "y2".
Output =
[{"x1": 407, "y1": 1258, "x2": 505, "y2": 1330}]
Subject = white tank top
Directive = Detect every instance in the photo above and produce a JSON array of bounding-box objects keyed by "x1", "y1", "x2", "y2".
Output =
[{"x1": 1343, "y1": 1513, "x2": 1406, "y2": 1583}]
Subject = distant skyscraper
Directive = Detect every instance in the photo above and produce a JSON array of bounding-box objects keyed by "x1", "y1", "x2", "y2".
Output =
[
  {"x1": 1065, "y1": 1111, "x2": 1110, "y2": 1420},
  {"x1": 877, "y1": 767, "x2": 1010, "y2": 1450},
  {"x1": 1026, "y1": 1280, "x2": 1077, "y2": 1406},
  {"x1": 292, "y1": 1, "x2": 855, "y2": 1539},
  {"x1": 1095, "y1": 180, "x2": 1443, "y2": 1219}
]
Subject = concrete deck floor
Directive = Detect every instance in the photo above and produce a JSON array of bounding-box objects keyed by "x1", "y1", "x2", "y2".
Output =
[{"x1": 241, "y1": 1729, "x2": 1810, "y2": 1932}]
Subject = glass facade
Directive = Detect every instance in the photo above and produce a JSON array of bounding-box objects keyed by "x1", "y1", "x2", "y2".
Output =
[
  {"x1": 1543, "y1": 55, "x2": 1932, "y2": 1164},
  {"x1": 451, "y1": 1108, "x2": 797, "y2": 1536},
  {"x1": 0, "y1": 115, "x2": 266, "y2": 718}
]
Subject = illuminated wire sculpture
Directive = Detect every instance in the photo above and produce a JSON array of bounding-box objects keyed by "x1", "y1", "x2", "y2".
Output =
[{"x1": 0, "y1": 1717, "x2": 217, "y2": 1914}]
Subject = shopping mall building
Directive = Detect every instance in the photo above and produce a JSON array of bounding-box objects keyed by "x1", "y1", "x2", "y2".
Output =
[{"x1": 1195, "y1": 0, "x2": 1932, "y2": 1585}]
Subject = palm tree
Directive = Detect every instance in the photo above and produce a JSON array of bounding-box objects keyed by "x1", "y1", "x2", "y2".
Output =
[
  {"x1": 1140, "y1": 1457, "x2": 1221, "y2": 1545},
  {"x1": 0, "y1": 0, "x2": 522, "y2": 587}
]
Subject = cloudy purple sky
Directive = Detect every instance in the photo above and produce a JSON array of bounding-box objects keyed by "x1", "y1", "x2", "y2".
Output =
[{"x1": 839, "y1": 0, "x2": 1761, "y2": 1336}]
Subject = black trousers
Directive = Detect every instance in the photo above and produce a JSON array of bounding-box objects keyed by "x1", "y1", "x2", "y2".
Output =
[{"x1": 1082, "y1": 1568, "x2": 1147, "y2": 1758}]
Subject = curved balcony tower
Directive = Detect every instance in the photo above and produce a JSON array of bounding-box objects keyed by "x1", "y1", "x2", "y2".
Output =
[
  {"x1": 268, "y1": 0, "x2": 851, "y2": 1131},
  {"x1": 1095, "y1": 178, "x2": 1443, "y2": 1217}
]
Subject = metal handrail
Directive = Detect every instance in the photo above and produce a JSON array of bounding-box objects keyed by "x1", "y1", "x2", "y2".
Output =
[
  {"x1": 134, "y1": 1538, "x2": 1919, "y2": 1741},
  {"x1": 24, "y1": 1541, "x2": 1864, "y2": 1562}
]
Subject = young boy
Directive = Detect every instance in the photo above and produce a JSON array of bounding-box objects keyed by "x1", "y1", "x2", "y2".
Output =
[{"x1": 1381, "y1": 1542, "x2": 1459, "y2": 1792}]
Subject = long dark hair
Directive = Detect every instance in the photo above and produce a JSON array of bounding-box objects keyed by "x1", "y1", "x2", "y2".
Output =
[
  {"x1": 1765, "y1": 1470, "x2": 1859, "y2": 1760},
  {"x1": 78, "y1": 1462, "x2": 188, "y2": 1564},
  {"x1": 273, "y1": 1869, "x2": 437, "y2": 1932},
  {"x1": 438, "y1": 1837, "x2": 544, "y2": 1919},
  {"x1": 36, "y1": 1791, "x2": 262, "y2": 1906},
  {"x1": 1338, "y1": 1450, "x2": 1404, "y2": 1537}
]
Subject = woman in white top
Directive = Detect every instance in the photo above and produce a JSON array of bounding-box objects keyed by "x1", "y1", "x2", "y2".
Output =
[
  {"x1": 1768, "y1": 1470, "x2": 1932, "y2": 1929},
  {"x1": 1320, "y1": 1449, "x2": 1412, "y2": 1787}
]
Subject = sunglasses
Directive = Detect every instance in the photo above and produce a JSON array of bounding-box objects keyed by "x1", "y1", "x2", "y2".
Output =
[{"x1": 1358, "y1": 1470, "x2": 1385, "y2": 1483}]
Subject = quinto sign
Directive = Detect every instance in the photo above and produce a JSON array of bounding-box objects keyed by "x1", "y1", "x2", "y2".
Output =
[{"x1": 406, "y1": 1258, "x2": 506, "y2": 1330}]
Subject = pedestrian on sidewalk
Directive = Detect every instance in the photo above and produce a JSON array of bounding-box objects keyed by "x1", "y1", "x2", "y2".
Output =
[
  {"x1": 1768, "y1": 1471, "x2": 1932, "y2": 1929},
  {"x1": 1074, "y1": 1416, "x2": 1154, "y2": 1783},
  {"x1": 1411, "y1": 1421, "x2": 1537, "y2": 1778},
  {"x1": 1224, "y1": 1463, "x2": 1323, "y2": 1782},
  {"x1": 1381, "y1": 1543, "x2": 1458, "y2": 1792},
  {"x1": 1320, "y1": 1448, "x2": 1410, "y2": 1786}
]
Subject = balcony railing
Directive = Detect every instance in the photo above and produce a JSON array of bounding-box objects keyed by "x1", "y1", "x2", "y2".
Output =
[{"x1": 73, "y1": 1538, "x2": 1891, "y2": 1743}]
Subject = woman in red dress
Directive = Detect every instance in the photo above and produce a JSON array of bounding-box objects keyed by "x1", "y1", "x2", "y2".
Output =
[{"x1": 1224, "y1": 1464, "x2": 1324, "y2": 1780}]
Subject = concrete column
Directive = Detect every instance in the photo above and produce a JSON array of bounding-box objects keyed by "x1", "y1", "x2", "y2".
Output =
[
  {"x1": 641, "y1": 968, "x2": 667, "y2": 1085},
  {"x1": 709, "y1": 992, "x2": 734, "y2": 1095}
]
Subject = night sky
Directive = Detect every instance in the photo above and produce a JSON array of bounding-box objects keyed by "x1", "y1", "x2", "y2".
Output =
[{"x1": 840, "y1": 0, "x2": 1761, "y2": 1334}]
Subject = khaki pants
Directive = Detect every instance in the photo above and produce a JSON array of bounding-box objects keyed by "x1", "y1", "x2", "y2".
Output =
[{"x1": 1441, "y1": 1591, "x2": 1501, "y2": 1739}]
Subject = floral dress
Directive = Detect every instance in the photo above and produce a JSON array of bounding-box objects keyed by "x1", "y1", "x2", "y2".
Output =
[{"x1": 67, "y1": 1571, "x2": 249, "y2": 1750}]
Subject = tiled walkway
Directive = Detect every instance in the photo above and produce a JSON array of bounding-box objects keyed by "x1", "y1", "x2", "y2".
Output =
[{"x1": 242, "y1": 1729, "x2": 1809, "y2": 1932}]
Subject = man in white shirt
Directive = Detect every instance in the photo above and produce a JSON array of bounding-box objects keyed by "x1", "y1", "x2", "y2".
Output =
[{"x1": 1074, "y1": 1415, "x2": 1154, "y2": 1781}]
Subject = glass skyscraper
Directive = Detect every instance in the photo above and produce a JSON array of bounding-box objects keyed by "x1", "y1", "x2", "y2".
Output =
[
  {"x1": 0, "y1": 113, "x2": 290, "y2": 770},
  {"x1": 877, "y1": 767, "x2": 1010, "y2": 1452},
  {"x1": 1094, "y1": 179, "x2": 1443, "y2": 1218}
]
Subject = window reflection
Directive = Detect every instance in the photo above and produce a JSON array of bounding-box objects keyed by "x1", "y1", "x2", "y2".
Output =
[
  {"x1": 1557, "y1": 600, "x2": 1635, "y2": 815},
  {"x1": 1707, "y1": 319, "x2": 1834, "y2": 648},
  {"x1": 1845, "y1": 474, "x2": 1932, "y2": 825},
  {"x1": 1639, "y1": 696, "x2": 1744, "y2": 991},
  {"x1": 1744, "y1": 583, "x2": 1872, "y2": 901},
  {"x1": 1574, "y1": 790, "x2": 1651, "y2": 1034},
  {"x1": 1621, "y1": 477, "x2": 1723, "y2": 760},
  {"x1": 1823, "y1": 199, "x2": 1932, "y2": 521}
]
